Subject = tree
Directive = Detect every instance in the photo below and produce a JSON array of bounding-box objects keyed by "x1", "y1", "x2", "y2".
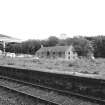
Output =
[
  {"x1": 47, "y1": 36, "x2": 59, "y2": 46},
  {"x1": 92, "y1": 36, "x2": 105, "y2": 58},
  {"x1": 21, "y1": 40, "x2": 41, "y2": 54},
  {"x1": 72, "y1": 37, "x2": 94, "y2": 57}
]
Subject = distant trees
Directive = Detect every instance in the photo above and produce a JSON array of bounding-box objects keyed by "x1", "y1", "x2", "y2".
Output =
[
  {"x1": 47, "y1": 36, "x2": 59, "y2": 46},
  {"x1": 58, "y1": 38, "x2": 73, "y2": 46},
  {"x1": 21, "y1": 40, "x2": 41, "y2": 54},
  {"x1": 58, "y1": 36, "x2": 93, "y2": 57},
  {"x1": 72, "y1": 37, "x2": 94, "y2": 57},
  {"x1": 91, "y1": 36, "x2": 105, "y2": 58},
  {"x1": 6, "y1": 43, "x2": 22, "y2": 53},
  {"x1": 85, "y1": 36, "x2": 105, "y2": 58},
  {"x1": 2, "y1": 35, "x2": 105, "y2": 58},
  {"x1": 6, "y1": 40, "x2": 41, "y2": 54}
]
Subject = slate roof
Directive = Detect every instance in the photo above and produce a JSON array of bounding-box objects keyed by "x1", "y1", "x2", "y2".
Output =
[{"x1": 36, "y1": 45, "x2": 74, "y2": 53}]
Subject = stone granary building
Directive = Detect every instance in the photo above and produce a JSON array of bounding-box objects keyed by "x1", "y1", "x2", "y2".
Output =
[{"x1": 36, "y1": 45, "x2": 78, "y2": 60}]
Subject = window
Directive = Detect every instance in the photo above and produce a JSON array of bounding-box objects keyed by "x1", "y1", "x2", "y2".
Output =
[
  {"x1": 68, "y1": 52, "x2": 70, "y2": 55},
  {"x1": 53, "y1": 52, "x2": 55, "y2": 54},
  {"x1": 68, "y1": 56, "x2": 70, "y2": 59},
  {"x1": 47, "y1": 51, "x2": 50, "y2": 56},
  {"x1": 59, "y1": 52, "x2": 62, "y2": 57}
]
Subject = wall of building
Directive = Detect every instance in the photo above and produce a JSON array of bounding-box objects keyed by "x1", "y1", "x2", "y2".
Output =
[
  {"x1": 65, "y1": 46, "x2": 78, "y2": 60},
  {"x1": 36, "y1": 46, "x2": 78, "y2": 60}
]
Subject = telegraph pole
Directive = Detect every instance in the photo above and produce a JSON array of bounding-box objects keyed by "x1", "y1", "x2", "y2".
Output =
[{"x1": 2, "y1": 41, "x2": 6, "y2": 56}]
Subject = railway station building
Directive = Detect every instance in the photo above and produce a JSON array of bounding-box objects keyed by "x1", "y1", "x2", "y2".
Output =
[{"x1": 35, "y1": 45, "x2": 78, "y2": 60}]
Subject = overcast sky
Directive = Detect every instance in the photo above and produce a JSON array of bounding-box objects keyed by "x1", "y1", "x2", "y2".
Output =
[{"x1": 0, "y1": 0, "x2": 105, "y2": 40}]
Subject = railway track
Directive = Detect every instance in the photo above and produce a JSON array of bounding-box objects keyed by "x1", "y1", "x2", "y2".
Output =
[
  {"x1": 0, "y1": 87, "x2": 54, "y2": 105},
  {"x1": 0, "y1": 75, "x2": 102, "y2": 105},
  {"x1": 0, "y1": 76, "x2": 62, "y2": 105},
  {"x1": 0, "y1": 75, "x2": 77, "y2": 105}
]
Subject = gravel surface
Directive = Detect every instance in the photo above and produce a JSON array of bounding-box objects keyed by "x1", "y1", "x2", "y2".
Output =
[
  {"x1": 0, "y1": 87, "x2": 48, "y2": 105},
  {"x1": 0, "y1": 78, "x2": 101, "y2": 105}
]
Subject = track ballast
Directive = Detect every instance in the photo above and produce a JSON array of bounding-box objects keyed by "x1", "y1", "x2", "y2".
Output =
[
  {"x1": 0, "y1": 66, "x2": 104, "y2": 104},
  {"x1": 0, "y1": 75, "x2": 103, "y2": 104}
]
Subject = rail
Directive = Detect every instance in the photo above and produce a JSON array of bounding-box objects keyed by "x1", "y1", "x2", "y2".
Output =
[{"x1": 0, "y1": 75, "x2": 104, "y2": 104}]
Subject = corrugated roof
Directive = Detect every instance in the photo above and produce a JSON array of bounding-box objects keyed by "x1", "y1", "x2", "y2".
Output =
[{"x1": 36, "y1": 46, "x2": 72, "y2": 53}]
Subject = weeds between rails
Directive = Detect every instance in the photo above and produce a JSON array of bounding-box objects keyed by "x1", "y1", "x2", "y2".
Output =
[
  {"x1": 0, "y1": 77, "x2": 61, "y2": 105},
  {"x1": 0, "y1": 75, "x2": 102, "y2": 105},
  {"x1": 0, "y1": 66, "x2": 105, "y2": 102}
]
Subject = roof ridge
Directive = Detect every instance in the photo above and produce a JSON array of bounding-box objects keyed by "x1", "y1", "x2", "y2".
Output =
[{"x1": 36, "y1": 45, "x2": 73, "y2": 53}]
